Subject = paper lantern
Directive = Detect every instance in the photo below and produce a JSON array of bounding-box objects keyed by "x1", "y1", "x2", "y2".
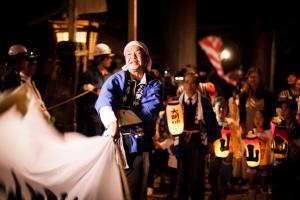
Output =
[
  {"x1": 271, "y1": 125, "x2": 288, "y2": 159},
  {"x1": 214, "y1": 127, "x2": 231, "y2": 158},
  {"x1": 166, "y1": 100, "x2": 184, "y2": 135},
  {"x1": 244, "y1": 132, "x2": 261, "y2": 168}
]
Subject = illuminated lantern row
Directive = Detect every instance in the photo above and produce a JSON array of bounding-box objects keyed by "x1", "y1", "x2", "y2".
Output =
[
  {"x1": 166, "y1": 100, "x2": 184, "y2": 135},
  {"x1": 271, "y1": 125, "x2": 288, "y2": 159},
  {"x1": 214, "y1": 127, "x2": 231, "y2": 158},
  {"x1": 244, "y1": 132, "x2": 261, "y2": 168}
]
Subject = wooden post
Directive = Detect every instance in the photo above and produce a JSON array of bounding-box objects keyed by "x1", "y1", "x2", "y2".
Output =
[
  {"x1": 69, "y1": 0, "x2": 78, "y2": 131},
  {"x1": 68, "y1": 0, "x2": 76, "y2": 42},
  {"x1": 128, "y1": 0, "x2": 137, "y2": 41}
]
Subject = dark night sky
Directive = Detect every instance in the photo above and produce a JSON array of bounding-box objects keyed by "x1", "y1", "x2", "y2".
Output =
[{"x1": 1, "y1": 0, "x2": 299, "y2": 95}]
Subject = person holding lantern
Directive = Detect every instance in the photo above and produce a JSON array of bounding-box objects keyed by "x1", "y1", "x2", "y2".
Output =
[
  {"x1": 245, "y1": 110, "x2": 273, "y2": 200},
  {"x1": 209, "y1": 96, "x2": 241, "y2": 200},
  {"x1": 175, "y1": 71, "x2": 220, "y2": 200},
  {"x1": 271, "y1": 98, "x2": 300, "y2": 200}
]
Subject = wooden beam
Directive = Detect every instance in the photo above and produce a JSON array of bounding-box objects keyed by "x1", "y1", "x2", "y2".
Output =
[
  {"x1": 128, "y1": 0, "x2": 137, "y2": 41},
  {"x1": 68, "y1": 0, "x2": 76, "y2": 42}
]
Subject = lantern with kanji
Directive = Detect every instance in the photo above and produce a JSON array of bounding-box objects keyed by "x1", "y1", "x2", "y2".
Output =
[
  {"x1": 214, "y1": 126, "x2": 231, "y2": 158},
  {"x1": 270, "y1": 118, "x2": 288, "y2": 159},
  {"x1": 244, "y1": 132, "x2": 261, "y2": 168},
  {"x1": 166, "y1": 100, "x2": 184, "y2": 135}
]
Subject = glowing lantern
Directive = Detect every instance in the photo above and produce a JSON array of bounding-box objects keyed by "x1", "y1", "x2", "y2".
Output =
[
  {"x1": 244, "y1": 132, "x2": 261, "y2": 168},
  {"x1": 271, "y1": 122, "x2": 288, "y2": 159},
  {"x1": 166, "y1": 100, "x2": 184, "y2": 135},
  {"x1": 214, "y1": 127, "x2": 231, "y2": 158}
]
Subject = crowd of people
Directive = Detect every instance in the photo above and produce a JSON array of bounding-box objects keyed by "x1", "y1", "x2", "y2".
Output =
[
  {"x1": 148, "y1": 66, "x2": 300, "y2": 200},
  {"x1": 1, "y1": 40, "x2": 300, "y2": 200}
]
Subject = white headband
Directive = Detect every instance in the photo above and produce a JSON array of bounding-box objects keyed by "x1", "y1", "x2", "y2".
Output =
[{"x1": 122, "y1": 41, "x2": 152, "y2": 72}]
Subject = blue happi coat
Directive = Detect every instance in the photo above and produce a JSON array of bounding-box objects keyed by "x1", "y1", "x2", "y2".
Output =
[{"x1": 95, "y1": 70, "x2": 162, "y2": 151}]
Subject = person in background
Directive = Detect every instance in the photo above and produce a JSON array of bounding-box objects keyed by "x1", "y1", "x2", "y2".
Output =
[
  {"x1": 1, "y1": 44, "x2": 29, "y2": 91},
  {"x1": 278, "y1": 73, "x2": 298, "y2": 102},
  {"x1": 246, "y1": 110, "x2": 273, "y2": 200},
  {"x1": 239, "y1": 67, "x2": 275, "y2": 138},
  {"x1": 177, "y1": 80, "x2": 217, "y2": 104},
  {"x1": 0, "y1": 44, "x2": 50, "y2": 121},
  {"x1": 147, "y1": 90, "x2": 174, "y2": 197},
  {"x1": 155, "y1": 131, "x2": 178, "y2": 199},
  {"x1": 228, "y1": 80, "x2": 248, "y2": 186},
  {"x1": 78, "y1": 43, "x2": 114, "y2": 136},
  {"x1": 175, "y1": 71, "x2": 220, "y2": 200},
  {"x1": 272, "y1": 98, "x2": 300, "y2": 200},
  {"x1": 19, "y1": 51, "x2": 51, "y2": 121},
  {"x1": 210, "y1": 96, "x2": 237, "y2": 200},
  {"x1": 95, "y1": 41, "x2": 162, "y2": 200}
]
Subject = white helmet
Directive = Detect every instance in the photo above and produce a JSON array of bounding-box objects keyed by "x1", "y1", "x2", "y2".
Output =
[
  {"x1": 93, "y1": 43, "x2": 114, "y2": 57},
  {"x1": 8, "y1": 44, "x2": 28, "y2": 57}
]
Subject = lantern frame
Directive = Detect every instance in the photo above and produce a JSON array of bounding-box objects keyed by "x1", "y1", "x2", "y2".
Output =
[
  {"x1": 214, "y1": 127, "x2": 231, "y2": 158},
  {"x1": 245, "y1": 132, "x2": 261, "y2": 168},
  {"x1": 166, "y1": 100, "x2": 184, "y2": 135}
]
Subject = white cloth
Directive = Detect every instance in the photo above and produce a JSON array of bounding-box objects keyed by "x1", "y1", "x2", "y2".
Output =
[
  {"x1": 0, "y1": 86, "x2": 124, "y2": 200},
  {"x1": 99, "y1": 106, "x2": 117, "y2": 129}
]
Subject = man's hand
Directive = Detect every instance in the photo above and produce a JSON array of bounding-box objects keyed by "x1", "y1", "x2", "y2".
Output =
[
  {"x1": 83, "y1": 84, "x2": 96, "y2": 91},
  {"x1": 107, "y1": 121, "x2": 120, "y2": 142}
]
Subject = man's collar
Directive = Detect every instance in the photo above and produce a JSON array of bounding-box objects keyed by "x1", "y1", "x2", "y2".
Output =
[
  {"x1": 130, "y1": 72, "x2": 147, "y2": 84},
  {"x1": 184, "y1": 93, "x2": 197, "y2": 104}
]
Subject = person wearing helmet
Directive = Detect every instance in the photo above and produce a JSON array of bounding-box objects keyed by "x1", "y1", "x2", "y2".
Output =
[
  {"x1": 19, "y1": 51, "x2": 51, "y2": 121},
  {"x1": 82, "y1": 43, "x2": 115, "y2": 93},
  {"x1": 77, "y1": 43, "x2": 115, "y2": 136},
  {"x1": 0, "y1": 44, "x2": 30, "y2": 91}
]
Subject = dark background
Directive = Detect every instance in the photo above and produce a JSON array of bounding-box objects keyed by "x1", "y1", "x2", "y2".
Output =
[{"x1": 1, "y1": 0, "x2": 299, "y2": 96}]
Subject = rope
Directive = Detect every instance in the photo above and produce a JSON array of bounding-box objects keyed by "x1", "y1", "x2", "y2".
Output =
[
  {"x1": 114, "y1": 142, "x2": 132, "y2": 200},
  {"x1": 47, "y1": 90, "x2": 98, "y2": 110}
]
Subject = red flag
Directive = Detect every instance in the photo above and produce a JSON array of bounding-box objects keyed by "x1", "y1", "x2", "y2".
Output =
[{"x1": 199, "y1": 36, "x2": 236, "y2": 86}]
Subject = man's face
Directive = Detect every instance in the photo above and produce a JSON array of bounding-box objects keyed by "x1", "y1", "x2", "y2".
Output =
[
  {"x1": 101, "y1": 56, "x2": 113, "y2": 68},
  {"x1": 20, "y1": 58, "x2": 36, "y2": 76},
  {"x1": 124, "y1": 45, "x2": 147, "y2": 72},
  {"x1": 287, "y1": 74, "x2": 297, "y2": 86},
  {"x1": 183, "y1": 74, "x2": 198, "y2": 96}
]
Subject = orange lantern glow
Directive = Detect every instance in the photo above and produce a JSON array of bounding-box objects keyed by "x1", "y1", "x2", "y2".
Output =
[
  {"x1": 244, "y1": 132, "x2": 261, "y2": 168},
  {"x1": 166, "y1": 100, "x2": 184, "y2": 135},
  {"x1": 214, "y1": 127, "x2": 231, "y2": 158},
  {"x1": 271, "y1": 124, "x2": 288, "y2": 159}
]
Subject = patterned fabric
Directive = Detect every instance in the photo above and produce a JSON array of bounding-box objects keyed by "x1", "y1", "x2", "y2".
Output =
[{"x1": 95, "y1": 70, "x2": 162, "y2": 151}]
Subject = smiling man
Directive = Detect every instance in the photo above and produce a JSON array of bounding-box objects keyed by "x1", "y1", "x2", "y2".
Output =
[{"x1": 95, "y1": 41, "x2": 162, "y2": 200}]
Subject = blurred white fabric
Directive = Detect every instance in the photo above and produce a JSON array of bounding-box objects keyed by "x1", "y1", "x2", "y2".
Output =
[{"x1": 0, "y1": 85, "x2": 124, "y2": 200}]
